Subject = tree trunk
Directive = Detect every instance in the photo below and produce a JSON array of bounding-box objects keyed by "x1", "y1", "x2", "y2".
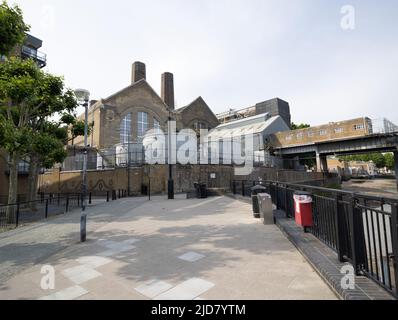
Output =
[
  {"x1": 6, "y1": 153, "x2": 19, "y2": 223},
  {"x1": 27, "y1": 156, "x2": 39, "y2": 210}
]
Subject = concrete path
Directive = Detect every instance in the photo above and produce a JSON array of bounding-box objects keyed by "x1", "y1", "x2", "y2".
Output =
[{"x1": 0, "y1": 196, "x2": 337, "y2": 300}]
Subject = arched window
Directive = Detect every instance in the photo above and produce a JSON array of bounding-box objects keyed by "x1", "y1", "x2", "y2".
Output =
[
  {"x1": 154, "y1": 118, "x2": 161, "y2": 131},
  {"x1": 137, "y1": 112, "x2": 148, "y2": 142},
  {"x1": 120, "y1": 113, "x2": 132, "y2": 144}
]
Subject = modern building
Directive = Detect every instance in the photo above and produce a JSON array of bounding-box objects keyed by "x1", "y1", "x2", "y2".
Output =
[
  {"x1": 207, "y1": 112, "x2": 290, "y2": 167},
  {"x1": 270, "y1": 117, "x2": 373, "y2": 149},
  {"x1": 8, "y1": 34, "x2": 47, "y2": 68},
  {"x1": 216, "y1": 98, "x2": 291, "y2": 129}
]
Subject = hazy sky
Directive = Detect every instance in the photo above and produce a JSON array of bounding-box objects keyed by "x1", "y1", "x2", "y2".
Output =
[{"x1": 10, "y1": 0, "x2": 398, "y2": 125}]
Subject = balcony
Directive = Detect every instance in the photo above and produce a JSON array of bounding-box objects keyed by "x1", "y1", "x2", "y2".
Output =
[{"x1": 21, "y1": 45, "x2": 47, "y2": 68}]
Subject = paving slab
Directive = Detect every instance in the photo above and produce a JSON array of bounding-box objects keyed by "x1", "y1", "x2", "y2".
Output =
[{"x1": 0, "y1": 196, "x2": 337, "y2": 300}]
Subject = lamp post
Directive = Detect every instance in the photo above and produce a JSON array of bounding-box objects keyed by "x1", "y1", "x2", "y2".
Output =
[
  {"x1": 74, "y1": 88, "x2": 90, "y2": 243},
  {"x1": 167, "y1": 112, "x2": 174, "y2": 199}
]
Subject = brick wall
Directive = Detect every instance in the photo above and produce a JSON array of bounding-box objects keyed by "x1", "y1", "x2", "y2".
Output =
[{"x1": 270, "y1": 117, "x2": 372, "y2": 148}]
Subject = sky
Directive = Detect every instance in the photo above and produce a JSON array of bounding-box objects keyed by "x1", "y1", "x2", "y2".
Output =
[{"x1": 9, "y1": 0, "x2": 398, "y2": 126}]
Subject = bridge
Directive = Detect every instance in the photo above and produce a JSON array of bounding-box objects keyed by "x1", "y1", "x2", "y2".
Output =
[{"x1": 269, "y1": 118, "x2": 398, "y2": 189}]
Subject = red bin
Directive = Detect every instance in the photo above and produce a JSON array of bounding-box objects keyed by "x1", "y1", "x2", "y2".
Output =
[{"x1": 293, "y1": 191, "x2": 313, "y2": 232}]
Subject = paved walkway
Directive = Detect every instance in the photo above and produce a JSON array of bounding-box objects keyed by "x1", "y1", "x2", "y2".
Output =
[{"x1": 0, "y1": 196, "x2": 337, "y2": 300}]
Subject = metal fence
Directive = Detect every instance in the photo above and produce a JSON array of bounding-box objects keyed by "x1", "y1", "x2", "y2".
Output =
[
  {"x1": 232, "y1": 180, "x2": 398, "y2": 298},
  {"x1": 0, "y1": 189, "x2": 128, "y2": 232}
]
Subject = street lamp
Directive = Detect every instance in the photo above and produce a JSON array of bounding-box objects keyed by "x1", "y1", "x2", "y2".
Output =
[
  {"x1": 74, "y1": 88, "x2": 90, "y2": 243},
  {"x1": 167, "y1": 111, "x2": 174, "y2": 199}
]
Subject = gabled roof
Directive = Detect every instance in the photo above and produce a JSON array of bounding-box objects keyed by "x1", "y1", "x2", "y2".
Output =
[
  {"x1": 176, "y1": 96, "x2": 218, "y2": 122},
  {"x1": 175, "y1": 96, "x2": 206, "y2": 113},
  {"x1": 102, "y1": 79, "x2": 171, "y2": 111}
]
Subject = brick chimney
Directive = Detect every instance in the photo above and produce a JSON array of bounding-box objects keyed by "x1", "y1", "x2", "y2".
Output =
[
  {"x1": 132, "y1": 61, "x2": 146, "y2": 83},
  {"x1": 161, "y1": 72, "x2": 175, "y2": 109}
]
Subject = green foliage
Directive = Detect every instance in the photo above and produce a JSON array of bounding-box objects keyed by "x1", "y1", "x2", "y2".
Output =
[
  {"x1": 0, "y1": 57, "x2": 78, "y2": 173},
  {"x1": 384, "y1": 153, "x2": 394, "y2": 170},
  {"x1": 0, "y1": 1, "x2": 30, "y2": 56},
  {"x1": 338, "y1": 153, "x2": 390, "y2": 169},
  {"x1": 31, "y1": 131, "x2": 67, "y2": 168},
  {"x1": 291, "y1": 122, "x2": 311, "y2": 130}
]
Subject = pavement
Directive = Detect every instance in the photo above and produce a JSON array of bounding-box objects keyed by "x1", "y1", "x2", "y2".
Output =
[{"x1": 0, "y1": 195, "x2": 337, "y2": 300}]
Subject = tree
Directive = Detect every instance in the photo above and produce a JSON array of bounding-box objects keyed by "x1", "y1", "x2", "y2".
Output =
[
  {"x1": 0, "y1": 57, "x2": 77, "y2": 210},
  {"x1": 291, "y1": 122, "x2": 310, "y2": 130},
  {"x1": 0, "y1": 1, "x2": 30, "y2": 56},
  {"x1": 384, "y1": 153, "x2": 394, "y2": 171},
  {"x1": 25, "y1": 122, "x2": 69, "y2": 204},
  {"x1": 339, "y1": 153, "x2": 387, "y2": 168}
]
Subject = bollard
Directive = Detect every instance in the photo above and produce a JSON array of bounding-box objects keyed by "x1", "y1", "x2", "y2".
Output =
[
  {"x1": 66, "y1": 194, "x2": 69, "y2": 212},
  {"x1": 107, "y1": 191, "x2": 110, "y2": 202},
  {"x1": 89, "y1": 192, "x2": 92, "y2": 205},
  {"x1": 45, "y1": 199, "x2": 49, "y2": 219},
  {"x1": 16, "y1": 203, "x2": 20, "y2": 228}
]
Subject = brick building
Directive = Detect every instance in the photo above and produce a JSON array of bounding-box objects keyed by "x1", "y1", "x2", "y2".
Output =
[{"x1": 69, "y1": 62, "x2": 219, "y2": 168}]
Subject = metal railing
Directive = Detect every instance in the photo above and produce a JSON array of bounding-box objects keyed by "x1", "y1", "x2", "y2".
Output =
[
  {"x1": 21, "y1": 45, "x2": 46, "y2": 67},
  {"x1": 0, "y1": 189, "x2": 128, "y2": 232},
  {"x1": 232, "y1": 180, "x2": 398, "y2": 298}
]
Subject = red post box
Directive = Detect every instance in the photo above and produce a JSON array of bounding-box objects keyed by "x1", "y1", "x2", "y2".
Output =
[{"x1": 293, "y1": 191, "x2": 313, "y2": 232}]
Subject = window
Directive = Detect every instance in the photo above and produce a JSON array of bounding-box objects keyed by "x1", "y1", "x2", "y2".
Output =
[
  {"x1": 193, "y1": 121, "x2": 207, "y2": 131},
  {"x1": 285, "y1": 135, "x2": 292, "y2": 141},
  {"x1": 296, "y1": 133, "x2": 303, "y2": 139},
  {"x1": 137, "y1": 112, "x2": 148, "y2": 142},
  {"x1": 308, "y1": 131, "x2": 314, "y2": 138},
  {"x1": 120, "y1": 113, "x2": 132, "y2": 144},
  {"x1": 154, "y1": 118, "x2": 161, "y2": 132},
  {"x1": 334, "y1": 127, "x2": 343, "y2": 134},
  {"x1": 319, "y1": 129, "x2": 327, "y2": 136},
  {"x1": 354, "y1": 124, "x2": 365, "y2": 130}
]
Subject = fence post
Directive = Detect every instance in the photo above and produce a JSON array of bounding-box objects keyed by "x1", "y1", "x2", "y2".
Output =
[
  {"x1": 106, "y1": 191, "x2": 110, "y2": 202},
  {"x1": 334, "y1": 193, "x2": 345, "y2": 262},
  {"x1": 390, "y1": 203, "x2": 398, "y2": 297},
  {"x1": 66, "y1": 194, "x2": 69, "y2": 212},
  {"x1": 348, "y1": 196, "x2": 367, "y2": 275},
  {"x1": 45, "y1": 199, "x2": 49, "y2": 219},
  {"x1": 57, "y1": 193, "x2": 60, "y2": 206},
  {"x1": 16, "y1": 203, "x2": 20, "y2": 228},
  {"x1": 284, "y1": 185, "x2": 289, "y2": 218},
  {"x1": 89, "y1": 192, "x2": 92, "y2": 205}
]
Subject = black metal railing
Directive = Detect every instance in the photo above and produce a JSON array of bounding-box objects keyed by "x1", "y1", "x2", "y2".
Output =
[
  {"x1": 0, "y1": 189, "x2": 128, "y2": 232},
  {"x1": 232, "y1": 179, "x2": 398, "y2": 298}
]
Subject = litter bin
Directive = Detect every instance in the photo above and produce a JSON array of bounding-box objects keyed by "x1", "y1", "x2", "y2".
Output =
[
  {"x1": 194, "y1": 183, "x2": 208, "y2": 199},
  {"x1": 199, "y1": 183, "x2": 207, "y2": 198},
  {"x1": 258, "y1": 193, "x2": 274, "y2": 225},
  {"x1": 251, "y1": 185, "x2": 267, "y2": 218},
  {"x1": 293, "y1": 191, "x2": 313, "y2": 232}
]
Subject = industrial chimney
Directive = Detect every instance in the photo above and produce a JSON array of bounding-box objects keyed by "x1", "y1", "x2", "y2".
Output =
[
  {"x1": 132, "y1": 61, "x2": 146, "y2": 83},
  {"x1": 161, "y1": 72, "x2": 175, "y2": 109}
]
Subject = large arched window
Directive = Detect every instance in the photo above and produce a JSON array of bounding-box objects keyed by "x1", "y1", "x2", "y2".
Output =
[
  {"x1": 153, "y1": 118, "x2": 161, "y2": 133},
  {"x1": 137, "y1": 112, "x2": 148, "y2": 142},
  {"x1": 120, "y1": 113, "x2": 132, "y2": 144}
]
